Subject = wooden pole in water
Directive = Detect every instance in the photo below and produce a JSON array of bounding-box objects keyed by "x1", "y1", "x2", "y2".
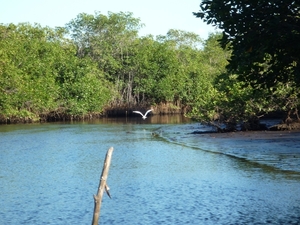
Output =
[{"x1": 92, "y1": 147, "x2": 114, "y2": 225}]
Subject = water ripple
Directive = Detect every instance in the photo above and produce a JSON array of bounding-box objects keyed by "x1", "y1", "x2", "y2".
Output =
[{"x1": 1, "y1": 122, "x2": 300, "y2": 224}]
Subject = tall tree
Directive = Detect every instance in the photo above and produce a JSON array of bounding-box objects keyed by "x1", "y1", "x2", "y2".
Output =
[
  {"x1": 194, "y1": 1, "x2": 300, "y2": 87},
  {"x1": 187, "y1": 33, "x2": 232, "y2": 125},
  {"x1": 66, "y1": 11, "x2": 144, "y2": 105},
  {"x1": 0, "y1": 23, "x2": 112, "y2": 122}
]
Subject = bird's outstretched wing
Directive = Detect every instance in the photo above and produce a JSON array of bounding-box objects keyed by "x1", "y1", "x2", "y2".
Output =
[
  {"x1": 133, "y1": 111, "x2": 144, "y2": 116},
  {"x1": 144, "y1": 109, "x2": 153, "y2": 116}
]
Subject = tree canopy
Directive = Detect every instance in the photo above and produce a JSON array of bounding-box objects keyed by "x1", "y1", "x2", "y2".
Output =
[
  {"x1": 194, "y1": 0, "x2": 300, "y2": 88},
  {"x1": 1, "y1": 10, "x2": 299, "y2": 129},
  {"x1": 0, "y1": 23, "x2": 112, "y2": 122},
  {"x1": 1, "y1": 12, "x2": 216, "y2": 123}
]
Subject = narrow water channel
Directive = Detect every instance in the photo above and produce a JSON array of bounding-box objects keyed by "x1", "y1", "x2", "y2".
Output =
[{"x1": 0, "y1": 116, "x2": 299, "y2": 224}]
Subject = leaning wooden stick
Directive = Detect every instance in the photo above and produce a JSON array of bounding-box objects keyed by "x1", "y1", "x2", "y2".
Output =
[{"x1": 92, "y1": 147, "x2": 114, "y2": 225}]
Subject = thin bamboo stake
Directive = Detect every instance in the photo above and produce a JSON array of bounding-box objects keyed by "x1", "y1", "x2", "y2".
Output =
[{"x1": 92, "y1": 147, "x2": 114, "y2": 225}]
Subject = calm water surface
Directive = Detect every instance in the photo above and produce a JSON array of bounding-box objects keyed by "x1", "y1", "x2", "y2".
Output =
[{"x1": 1, "y1": 115, "x2": 300, "y2": 224}]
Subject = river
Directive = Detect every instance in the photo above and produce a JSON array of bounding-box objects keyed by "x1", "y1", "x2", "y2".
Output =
[{"x1": 0, "y1": 115, "x2": 300, "y2": 224}]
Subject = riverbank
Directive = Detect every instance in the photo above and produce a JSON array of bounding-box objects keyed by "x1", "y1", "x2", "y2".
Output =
[
  {"x1": 206, "y1": 129, "x2": 300, "y2": 139},
  {"x1": 204, "y1": 130, "x2": 300, "y2": 173},
  {"x1": 161, "y1": 122, "x2": 300, "y2": 174}
]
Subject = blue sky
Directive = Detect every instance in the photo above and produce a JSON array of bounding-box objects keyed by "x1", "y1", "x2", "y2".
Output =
[{"x1": 0, "y1": 0, "x2": 218, "y2": 39}]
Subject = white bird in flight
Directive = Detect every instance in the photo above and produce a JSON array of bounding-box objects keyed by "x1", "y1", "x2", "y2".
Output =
[{"x1": 133, "y1": 109, "x2": 152, "y2": 120}]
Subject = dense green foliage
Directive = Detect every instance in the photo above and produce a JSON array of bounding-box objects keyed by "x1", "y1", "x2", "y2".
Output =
[
  {"x1": 194, "y1": 0, "x2": 300, "y2": 87},
  {"x1": 193, "y1": 1, "x2": 300, "y2": 129},
  {"x1": 0, "y1": 23, "x2": 112, "y2": 122},
  {"x1": 1, "y1": 10, "x2": 299, "y2": 129},
  {"x1": 1, "y1": 12, "x2": 219, "y2": 123}
]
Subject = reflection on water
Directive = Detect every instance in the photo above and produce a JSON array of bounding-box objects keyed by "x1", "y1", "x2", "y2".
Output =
[{"x1": 0, "y1": 116, "x2": 300, "y2": 224}]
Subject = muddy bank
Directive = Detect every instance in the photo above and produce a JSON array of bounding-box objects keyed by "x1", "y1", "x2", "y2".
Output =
[
  {"x1": 204, "y1": 129, "x2": 300, "y2": 140},
  {"x1": 160, "y1": 123, "x2": 300, "y2": 173},
  {"x1": 198, "y1": 130, "x2": 300, "y2": 173}
]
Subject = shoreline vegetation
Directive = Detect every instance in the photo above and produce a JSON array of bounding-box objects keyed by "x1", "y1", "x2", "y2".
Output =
[
  {"x1": 1, "y1": 10, "x2": 299, "y2": 131},
  {"x1": 1, "y1": 102, "x2": 300, "y2": 132}
]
